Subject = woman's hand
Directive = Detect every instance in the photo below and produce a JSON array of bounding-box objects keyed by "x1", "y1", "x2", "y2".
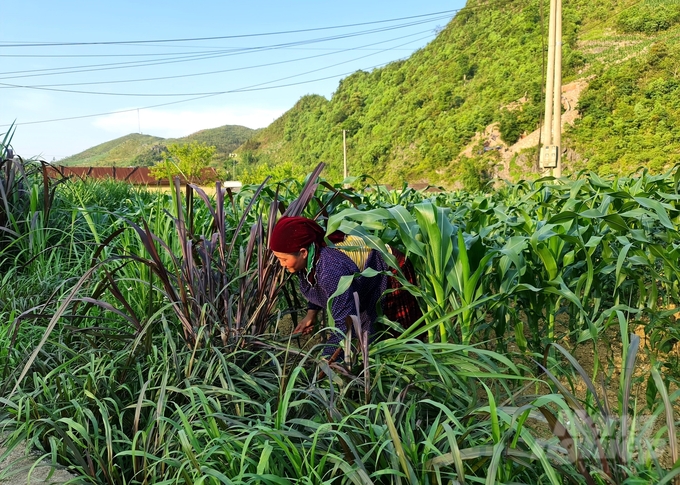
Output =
[{"x1": 293, "y1": 309, "x2": 318, "y2": 335}]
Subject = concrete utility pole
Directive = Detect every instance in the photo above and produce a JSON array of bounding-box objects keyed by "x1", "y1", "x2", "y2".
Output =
[
  {"x1": 540, "y1": 0, "x2": 562, "y2": 178},
  {"x1": 343, "y1": 129, "x2": 348, "y2": 179},
  {"x1": 229, "y1": 152, "x2": 237, "y2": 180}
]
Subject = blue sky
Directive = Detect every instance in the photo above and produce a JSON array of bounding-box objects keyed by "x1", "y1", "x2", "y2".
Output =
[{"x1": 1, "y1": 1, "x2": 465, "y2": 161}]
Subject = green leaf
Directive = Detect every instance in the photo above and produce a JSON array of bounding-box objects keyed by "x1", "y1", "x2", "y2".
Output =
[
  {"x1": 634, "y1": 197, "x2": 675, "y2": 229},
  {"x1": 646, "y1": 373, "x2": 658, "y2": 410},
  {"x1": 602, "y1": 213, "x2": 629, "y2": 231},
  {"x1": 535, "y1": 244, "x2": 558, "y2": 280},
  {"x1": 548, "y1": 211, "x2": 578, "y2": 223}
]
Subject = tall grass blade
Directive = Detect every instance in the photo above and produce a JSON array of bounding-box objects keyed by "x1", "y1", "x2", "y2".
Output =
[
  {"x1": 650, "y1": 367, "x2": 678, "y2": 467},
  {"x1": 7, "y1": 264, "x2": 101, "y2": 399}
]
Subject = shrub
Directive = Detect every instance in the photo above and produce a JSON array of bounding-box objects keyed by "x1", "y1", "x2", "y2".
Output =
[
  {"x1": 456, "y1": 156, "x2": 493, "y2": 192},
  {"x1": 617, "y1": 3, "x2": 680, "y2": 33},
  {"x1": 500, "y1": 110, "x2": 523, "y2": 145}
]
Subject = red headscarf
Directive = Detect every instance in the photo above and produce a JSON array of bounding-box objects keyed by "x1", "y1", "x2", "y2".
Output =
[{"x1": 269, "y1": 217, "x2": 326, "y2": 253}]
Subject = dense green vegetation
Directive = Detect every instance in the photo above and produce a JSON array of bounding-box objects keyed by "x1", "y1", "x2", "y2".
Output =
[
  {"x1": 2, "y1": 142, "x2": 680, "y2": 483},
  {"x1": 234, "y1": 0, "x2": 680, "y2": 186},
  {"x1": 568, "y1": 36, "x2": 680, "y2": 174},
  {"x1": 182, "y1": 125, "x2": 259, "y2": 167},
  {"x1": 59, "y1": 125, "x2": 256, "y2": 169},
  {"x1": 149, "y1": 141, "x2": 218, "y2": 183}
]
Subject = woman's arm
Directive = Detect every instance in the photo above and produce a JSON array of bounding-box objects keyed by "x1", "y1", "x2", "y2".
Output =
[{"x1": 293, "y1": 309, "x2": 318, "y2": 335}]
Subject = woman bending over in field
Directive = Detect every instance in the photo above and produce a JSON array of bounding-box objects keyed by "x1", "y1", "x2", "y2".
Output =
[{"x1": 269, "y1": 216, "x2": 421, "y2": 355}]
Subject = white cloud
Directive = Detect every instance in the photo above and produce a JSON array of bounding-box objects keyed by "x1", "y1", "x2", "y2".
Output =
[{"x1": 93, "y1": 105, "x2": 285, "y2": 138}]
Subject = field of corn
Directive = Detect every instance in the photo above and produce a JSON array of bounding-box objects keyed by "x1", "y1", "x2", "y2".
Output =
[{"x1": 1, "y1": 144, "x2": 680, "y2": 484}]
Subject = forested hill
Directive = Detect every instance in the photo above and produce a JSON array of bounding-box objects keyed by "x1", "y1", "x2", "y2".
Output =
[
  {"x1": 237, "y1": 0, "x2": 680, "y2": 186},
  {"x1": 59, "y1": 125, "x2": 256, "y2": 168}
]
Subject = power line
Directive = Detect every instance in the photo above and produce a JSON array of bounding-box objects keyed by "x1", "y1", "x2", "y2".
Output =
[
  {"x1": 1, "y1": 29, "x2": 436, "y2": 128},
  {"x1": 0, "y1": 2, "x2": 489, "y2": 128},
  {"x1": 0, "y1": 30, "x2": 433, "y2": 89},
  {"x1": 0, "y1": 15, "x2": 452, "y2": 81},
  {"x1": 0, "y1": 34, "x2": 432, "y2": 99},
  {"x1": 0, "y1": 47, "x2": 421, "y2": 59},
  {"x1": 0, "y1": 61, "x2": 393, "y2": 128},
  {"x1": 10, "y1": 0, "x2": 616, "y2": 130},
  {"x1": 0, "y1": 9, "x2": 459, "y2": 47}
]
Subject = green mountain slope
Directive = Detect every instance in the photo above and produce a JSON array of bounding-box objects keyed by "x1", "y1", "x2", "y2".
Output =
[
  {"x1": 237, "y1": 0, "x2": 680, "y2": 185},
  {"x1": 59, "y1": 133, "x2": 164, "y2": 167},
  {"x1": 59, "y1": 125, "x2": 256, "y2": 168}
]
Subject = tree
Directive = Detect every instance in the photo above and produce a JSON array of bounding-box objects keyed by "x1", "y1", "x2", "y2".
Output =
[{"x1": 149, "y1": 141, "x2": 216, "y2": 183}]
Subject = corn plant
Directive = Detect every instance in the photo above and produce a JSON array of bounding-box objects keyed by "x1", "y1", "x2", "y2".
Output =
[{"x1": 328, "y1": 199, "x2": 498, "y2": 346}]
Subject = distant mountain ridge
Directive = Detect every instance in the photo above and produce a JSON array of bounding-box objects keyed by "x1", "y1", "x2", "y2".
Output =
[{"x1": 58, "y1": 125, "x2": 257, "y2": 168}]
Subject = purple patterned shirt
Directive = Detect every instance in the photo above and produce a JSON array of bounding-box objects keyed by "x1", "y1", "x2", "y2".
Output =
[{"x1": 298, "y1": 246, "x2": 389, "y2": 350}]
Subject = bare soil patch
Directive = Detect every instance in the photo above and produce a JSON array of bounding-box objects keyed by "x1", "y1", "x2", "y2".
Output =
[
  {"x1": 458, "y1": 78, "x2": 590, "y2": 181},
  {"x1": 0, "y1": 436, "x2": 75, "y2": 485}
]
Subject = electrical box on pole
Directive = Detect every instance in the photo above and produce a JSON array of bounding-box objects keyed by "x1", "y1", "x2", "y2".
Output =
[{"x1": 540, "y1": 145, "x2": 559, "y2": 169}]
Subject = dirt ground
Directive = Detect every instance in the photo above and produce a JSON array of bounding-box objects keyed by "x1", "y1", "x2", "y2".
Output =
[
  {"x1": 0, "y1": 436, "x2": 75, "y2": 485},
  {"x1": 458, "y1": 78, "x2": 590, "y2": 181}
]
